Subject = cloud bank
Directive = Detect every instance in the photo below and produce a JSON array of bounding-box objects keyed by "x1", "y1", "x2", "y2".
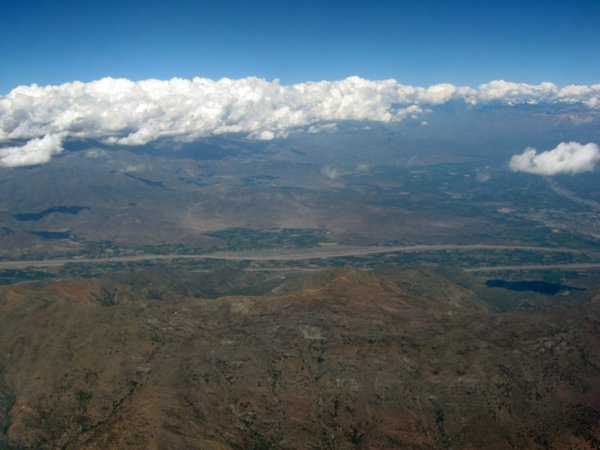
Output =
[
  {"x1": 1, "y1": 76, "x2": 600, "y2": 167},
  {"x1": 509, "y1": 142, "x2": 600, "y2": 175}
]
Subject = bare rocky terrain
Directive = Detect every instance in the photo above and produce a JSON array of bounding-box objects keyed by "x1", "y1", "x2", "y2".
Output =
[{"x1": 1, "y1": 266, "x2": 599, "y2": 449}]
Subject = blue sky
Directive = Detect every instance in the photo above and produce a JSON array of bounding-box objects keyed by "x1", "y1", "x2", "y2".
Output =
[{"x1": 1, "y1": 0, "x2": 599, "y2": 94}]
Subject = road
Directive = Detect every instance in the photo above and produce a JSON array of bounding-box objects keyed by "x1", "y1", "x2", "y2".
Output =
[
  {"x1": 465, "y1": 263, "x2": 600, "y2": 272},
  {"x1": 0, "y1": 243, "x2": 594, "y2": 269},
  {"x1": 203, "y1": 244, "x2": 588, "y2": 260}
]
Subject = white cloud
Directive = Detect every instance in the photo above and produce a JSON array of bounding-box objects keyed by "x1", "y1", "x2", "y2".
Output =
[
  {"x1": 478, "y1": 80, "x2": 558, "y2": 104},
  {"x1": 0, "y1": 133, "x2": 65, "y2": 167},
  {"x1": 509, "y1": 142, "x2": 600, "y2": 176},
  {"x1": 307, "y1": 122, "x2": 337, "y2": 134},
  {"x1": 83, "y1": 148, "x2": 108, "y2": 158},
  {"x1": 420, "y1": 83, "x2": 477, "y2": 104},
  {"x1": 477, "y1": 80, "x2": 600, "y2": 106},
  {"x1": 1, "y1": 76, "x2": 600, "y2": 167},
  {"x1": 557, "y1": 84, "x2": 600, "y2": 107},
  {"x1": 321, "y1": 165, "x2": 339, "y2": 180}
]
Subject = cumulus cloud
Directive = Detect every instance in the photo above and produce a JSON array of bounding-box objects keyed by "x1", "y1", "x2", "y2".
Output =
[
  {"x1": 1, "y1": 76, "x2": 600, "y2": 167},
  {"x1": 0, "y1": 133, "x2": 65, "y2": 167},
  {"x1": 509, "y1": 142, "x2": 600, "y2": 176}
]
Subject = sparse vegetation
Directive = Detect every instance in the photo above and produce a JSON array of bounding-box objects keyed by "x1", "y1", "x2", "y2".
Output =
[{"x1": 0, "y1": 265, "x2": 599, "y2": 448}]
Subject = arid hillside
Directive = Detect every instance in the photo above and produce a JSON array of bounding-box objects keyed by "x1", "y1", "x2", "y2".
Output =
[{"x1": 1, "y1": 267, "x2": 599, "y2": 449}]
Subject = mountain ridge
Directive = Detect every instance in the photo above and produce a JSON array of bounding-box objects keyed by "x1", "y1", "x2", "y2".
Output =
[{"x1": 1, "y1": 267, "x2": 599, "y2": 449}]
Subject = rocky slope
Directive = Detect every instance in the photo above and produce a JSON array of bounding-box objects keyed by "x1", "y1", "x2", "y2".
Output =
[{"x1": 0, "y1": 267, "x2": 599, "y2": 449}]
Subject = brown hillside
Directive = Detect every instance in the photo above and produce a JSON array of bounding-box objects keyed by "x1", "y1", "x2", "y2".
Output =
[{"x1": 0, "y1": 268, "x2": 599, "y2": 449}]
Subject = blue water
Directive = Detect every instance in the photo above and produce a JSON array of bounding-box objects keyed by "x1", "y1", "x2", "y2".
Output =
[
  {"x1": 14, "y1": 206, "x2": 88, "y2": 222},
  {"x1": 486, "y1": 279, "x2": 584, "y2": 295},
  {"x1": 29, "y1": 231, "x2": 71, "y2": 240}
]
